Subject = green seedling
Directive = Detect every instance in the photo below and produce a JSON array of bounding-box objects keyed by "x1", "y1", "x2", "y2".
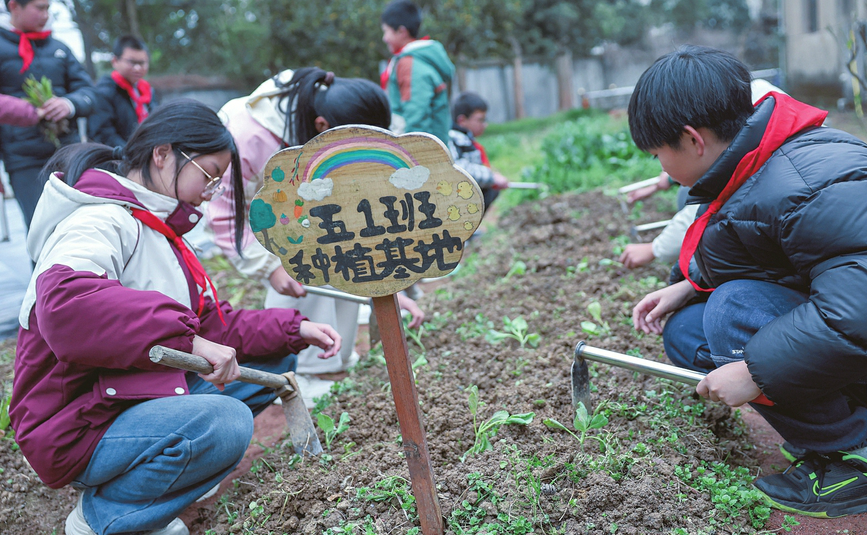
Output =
[
  {"x1": 403, "y1": 314, "x2": 426, "y2": 352},
  {"x1": 504, "y1": 259, "x2": 527, "y2": 280},
  {"x1": 543, "y1": 401, "x2": 608, "y2": 449},
  {"x1": 457, "y1": 313, "x2": 494, "y2": 341},
  {"x1": 485, "y1": 315, "x2": 540, "y2": 348},
  {"x1": 22, "y1": 75, "x2": 68, "y2": 147},
  {"x1": 316, "y1": 411, "x2": 350, "y2": 451},
  {"x1": 356, "y1": 475, "x2": 418, "y2": 520},
  {"x1": 611, "y1": 234, "x2": 630, "y2": 256},
  {"x1": 581, "y1": 301, "x2": 610, "y2": 338},
  {"x1": 0, "y1": 391, "x2": 12, "y2": 440},
  {"x1": 462, "y1": 384, "x2": 535, "y2": 461}
]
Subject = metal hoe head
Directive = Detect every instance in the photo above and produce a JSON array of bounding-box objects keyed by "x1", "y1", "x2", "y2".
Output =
[{"x1": 571, "y1": 341, "x2": 593, "y2": 412}]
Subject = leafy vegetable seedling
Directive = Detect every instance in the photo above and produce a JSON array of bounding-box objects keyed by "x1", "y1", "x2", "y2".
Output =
[
  {"x1": 462, "y1": 384, "x2": 535, "y2": 461},
  {"x1": 317, "y1": 411, "x2": 350, "y2": 451},
  {"x1": 543, "y1": 401, "x2": 608, "y2": 449},
  {"x1": 485, "y1": 315, "x2": 540, "y2": 348}
]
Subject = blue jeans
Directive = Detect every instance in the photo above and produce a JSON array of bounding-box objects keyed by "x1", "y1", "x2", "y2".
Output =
[
  {"x1": 72, "y1": 354, "x2": 296, "y2": 534},
  {"x1": 663, "y1": 280, "x2": 867, "y2": 454}
]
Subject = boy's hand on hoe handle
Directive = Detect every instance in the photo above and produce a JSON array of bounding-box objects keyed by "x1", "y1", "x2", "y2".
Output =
[
  {"x1": 191, "y1": 335, "x2": 240, "y2": 390},
  {"x1": 492, "y1": 171, "x2": 510, "y2": 190},
  {"x1": 632, "y1": 280, "x2": 695, "y2": 335},
  {"x1": 269, "y1": 266, "x2": 307, "y2": 297},
  {"x1": 299, "y1": 321, "x2": 342, "y2": 359},
  {"x1": 696, "y1": 361, "x2": 762, "y2": 408},
  {"x1": 626, "y1": 172, "x2": 672, "y2": 204}
]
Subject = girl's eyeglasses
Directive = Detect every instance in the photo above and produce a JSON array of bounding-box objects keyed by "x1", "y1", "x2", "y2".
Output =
[{"x1": 180, "y1": 150, "x2": 225, "y2": 199}]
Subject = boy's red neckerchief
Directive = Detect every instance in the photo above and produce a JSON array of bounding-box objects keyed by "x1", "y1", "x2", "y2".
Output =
[
  {"x1": 678, "y1": 93, "x2": 827, "y2": 293},
  {"x1": 473, "y1": 140, "x2": 490, "y2": 167},
  {"x1": 130, "y1": 207, "x2": 226, "y2": 325},
  {"x1": 13, "y1": 29, "x2": 51, "y2": 73},
  {"x1": 111, "y1": 71, "x2": 152, "y2": 123}
]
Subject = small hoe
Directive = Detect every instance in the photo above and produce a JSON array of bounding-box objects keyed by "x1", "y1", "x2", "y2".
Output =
[
  {"x1": 571, "y1": 341, "x2": 772, "y2": 411},
  {"x1": 150, "y1": 345, "x2": 323, "y2": 456}
]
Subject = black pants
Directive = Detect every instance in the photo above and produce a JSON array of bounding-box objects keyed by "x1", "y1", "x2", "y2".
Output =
[{"x1": 8, "y1": 164, "x2": 46, "y2": 231}]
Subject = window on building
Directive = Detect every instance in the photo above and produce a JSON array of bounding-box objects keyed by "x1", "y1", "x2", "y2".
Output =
[
  {"x1": 806, "y1": 0, "x2": 819, "y2": 33},
  {"x1": 841, "y1": 0, "x2": 854, "y2": 18}
]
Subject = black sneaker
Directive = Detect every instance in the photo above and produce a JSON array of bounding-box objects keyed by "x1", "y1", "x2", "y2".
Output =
[
  {"x1": 779, "y1": 442, "x2": 810, "y2": 463},
  {"x1": 755, "y1": 451, "x2": 867, "y2": 518}
]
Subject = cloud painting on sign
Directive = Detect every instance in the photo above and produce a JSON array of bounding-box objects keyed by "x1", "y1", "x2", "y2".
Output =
[{"x1": 251, "y1": 126, "x2": 483, "y2": 297}]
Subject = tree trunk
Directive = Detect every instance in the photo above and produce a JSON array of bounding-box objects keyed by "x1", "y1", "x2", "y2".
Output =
[
  {"x1": 510, "y1": 37, "x2": 525, "y2": 119},
  {"x1": 556, "y1": 48, "x2": 574, "y2": 111},
  {"x1": 456, "y1": 56, "x2": 467, "y2": 94},
  {"x1": 69, "y1": 0, "x2": 97, "y2": 78},
  {"x1": 125, "y1": 0, "x2": 141, "y2": 38}
]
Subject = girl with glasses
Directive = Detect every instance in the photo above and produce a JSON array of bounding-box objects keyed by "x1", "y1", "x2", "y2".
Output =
[
  {"x1": 207, "y1": 67, "x2": 424, "y2": 390},
  {"x1": 9, "y1": 99, "x2": 341, "y2": 535}
]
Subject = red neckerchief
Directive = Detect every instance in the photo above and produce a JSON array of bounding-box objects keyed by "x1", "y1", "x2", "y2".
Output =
[
  {"x1": 111, "y1": 71, "x2": 152, "y2": 123},
  {"x1": 678, "y1": 92, "x2": 828, "y2": 292},
  {"x1": 380, "y1": 36, "x2": 431, "y2": 89},
  {"x1": 130, "y1": 207, "x2": 226, "y2": 325},
  {"x1": 472, "y1": 140, "x2": 490, "y2": 167},
  {"x1": 13, "y1": 29, "x2": 51, "y2": 73}
]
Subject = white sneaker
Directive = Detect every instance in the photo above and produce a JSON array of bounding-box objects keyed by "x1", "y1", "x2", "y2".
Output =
[
  {"x1": 66, "y1": 494, "x2": 190, "y2": 535},
  {"x1": 195, "y1": 482, "x2": 221, "y2": 502},
  {"x1": 357, "y1": 304, "x2": 372, "y2": 325},
  {"x1": 294, "y1": 374, "x2": 335, "y2": 408}
]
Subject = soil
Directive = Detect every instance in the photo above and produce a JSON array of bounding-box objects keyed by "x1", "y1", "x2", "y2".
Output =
[{"x1": 2, "y1": 188, "x2": 865, "y2": 534}]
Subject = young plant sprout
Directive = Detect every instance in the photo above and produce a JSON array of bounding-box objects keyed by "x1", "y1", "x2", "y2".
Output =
[
  {"x1": 543, "y1": 401, "x2": 609, "y2": 449},
  {"x1": 485, "y1": 316, "x2": 540, "y2": 348},
  {"x1": 462, "y1": 384, "x2": 535, "y2": 461}
]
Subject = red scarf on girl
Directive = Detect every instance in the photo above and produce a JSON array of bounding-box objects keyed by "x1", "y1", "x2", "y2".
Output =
[
  {"x1": 130, "y1": 208, "x2": 226, "y2": 325},
  {"x1": 678, "y1": 93, "x2": 827, "y2": 293},
  {"x1": 111, "y1": 70, "x2": 152, "y2": 123},
  {"x1": 14, "y1": 29, "x2": 51, "y2": 73}
]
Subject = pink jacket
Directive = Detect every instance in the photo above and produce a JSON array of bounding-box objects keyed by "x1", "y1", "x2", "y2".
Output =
[{"x1": 0, "y1": 94, "x2": 39, "y2": 126}]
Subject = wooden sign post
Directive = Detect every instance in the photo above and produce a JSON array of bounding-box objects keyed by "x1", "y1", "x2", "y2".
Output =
[{"x1": 251, "y1": 126, "x2": 483, "y2": 535}]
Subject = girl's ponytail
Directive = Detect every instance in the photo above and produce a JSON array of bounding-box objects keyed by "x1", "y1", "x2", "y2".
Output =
[{"x1": 276, "y1": 67, "x2": 334, "y2": 145}]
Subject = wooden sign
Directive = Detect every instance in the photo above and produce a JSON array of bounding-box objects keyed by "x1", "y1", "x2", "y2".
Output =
[
  {"x1": 251, "y1": 126, "x2": 483, "y2": 297},
  {"x1": 252, "y1": 126, "x2": 483, "y2": 534}
]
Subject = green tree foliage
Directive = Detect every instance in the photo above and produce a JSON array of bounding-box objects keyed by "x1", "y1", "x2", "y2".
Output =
[
  {"x1": 267, "y1": 0, "x2": 385, "y2": 80},
  {"x1": 649, "y1": 0, "x2": 751, "y2": 33},
  {"x1": 68, "y1": 0, "x2": 752, "y2": 83}
]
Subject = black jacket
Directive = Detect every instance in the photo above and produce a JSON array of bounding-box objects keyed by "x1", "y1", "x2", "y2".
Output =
[
  {"x1": 87, "y1": 74, "x2": 157, "y2": 147},
  {"x1": 0, "y1": 26, "x2": 96, "y2": 172},
  {"x1": 683, "y1": 97, "x2": 867, "y2": 406}
]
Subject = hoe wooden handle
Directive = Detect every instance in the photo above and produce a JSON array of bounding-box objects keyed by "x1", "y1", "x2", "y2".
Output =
[{"x1": 149, "y1": 346, "x2": 293, "y2": 392}]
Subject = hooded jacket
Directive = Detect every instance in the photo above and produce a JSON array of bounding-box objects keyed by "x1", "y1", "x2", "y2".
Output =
[
  {"x1": 681, "y1": 95, "x2": 867, "y2": 407},
  {"x1": 0, "y1": 22, "x2": 96, "y2": 171},
  {"x1": 206, "y1": 70, "x2": 296, "y2": 281},
  {"x1": 383, "y1": 39, "x2": 454, "y2": 145},
  {"x1": 10, "y1": 169, "x2": 309, "y2": 489}
]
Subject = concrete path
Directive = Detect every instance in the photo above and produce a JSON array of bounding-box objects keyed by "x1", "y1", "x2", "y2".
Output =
[{"x1": 0, "y1": 198, "x2": 30, "y2": 340}]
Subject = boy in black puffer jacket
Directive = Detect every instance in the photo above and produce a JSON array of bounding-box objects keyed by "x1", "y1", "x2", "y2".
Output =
[
  {"x1": 0, "y1": 0, "x2": 95, "y2": 231},
  {"x1": 629, "y1": 45, "x2": 867, "y2": 519}
]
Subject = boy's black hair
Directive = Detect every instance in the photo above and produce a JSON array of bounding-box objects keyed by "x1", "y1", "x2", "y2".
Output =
[
  {"x1": 6, "y1": 0, "x2": 34, "y2": 8},
  {"x1": 40, "y1": 100, "x2": 247, "y2": 253},
  {"x1": 113, "y1": 35, "x2": 149, "y2": 58},
  {"x1": 381, "y1": 0, "x2": 422, "y2": 38},
  {"x1": 628, "y1": 45, "x2": 754, "y2": 151},
  {"x1": 276, "y1": 67, "x2": 391, "y2": 146},
  {"x1": 452, "y1": 91, "x2": 487, "y2": 123}
]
